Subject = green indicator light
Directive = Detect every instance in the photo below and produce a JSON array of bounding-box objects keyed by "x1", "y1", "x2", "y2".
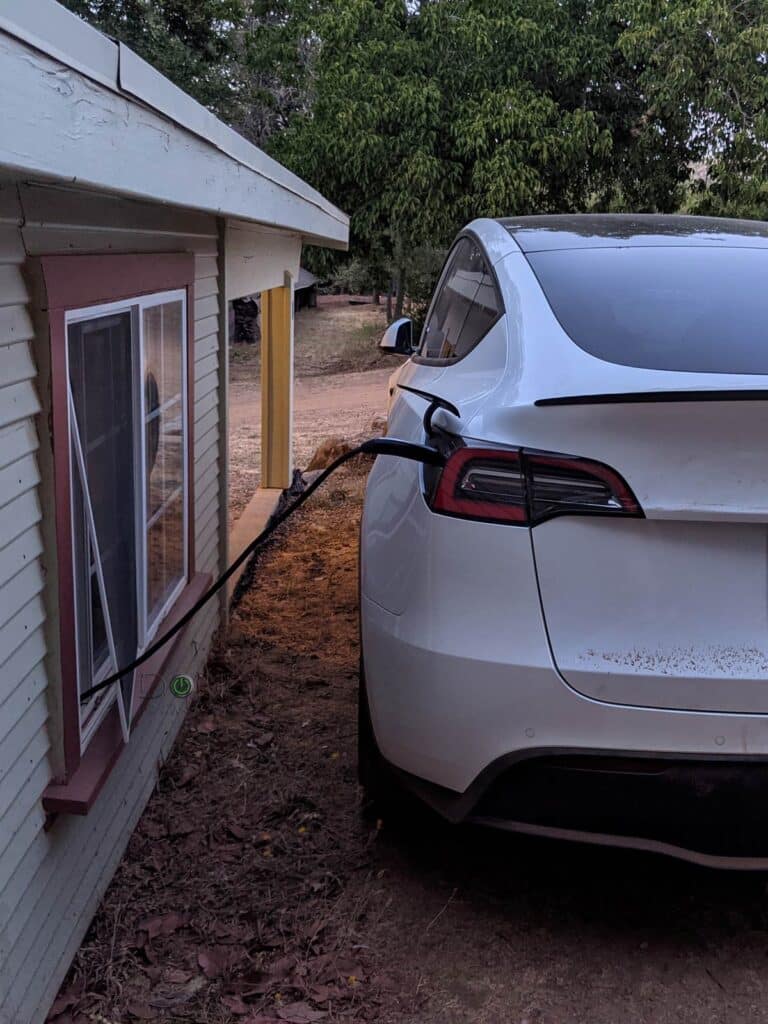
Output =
[{"x1": 170, "y1": 674, "x2": 194, "y2": 698}]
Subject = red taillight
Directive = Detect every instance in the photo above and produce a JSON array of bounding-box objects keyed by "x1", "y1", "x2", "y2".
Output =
[{"x1": 428, "y1": 446, "x2": 642, "y2": 526}]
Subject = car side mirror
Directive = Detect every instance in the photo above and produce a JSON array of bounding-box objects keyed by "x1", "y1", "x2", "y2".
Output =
[{"x1": 379, "y1": 317, "x2": 414, "y2": 356}]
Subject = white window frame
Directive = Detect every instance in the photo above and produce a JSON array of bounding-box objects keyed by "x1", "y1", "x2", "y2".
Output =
[{"x1": 65, "y1": 289, "x2": 189, "y2": 749}]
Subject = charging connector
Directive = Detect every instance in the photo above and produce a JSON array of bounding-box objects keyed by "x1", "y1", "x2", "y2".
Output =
[{"x1": 78, "y1": 437, "x2": 444, "y2": 705}]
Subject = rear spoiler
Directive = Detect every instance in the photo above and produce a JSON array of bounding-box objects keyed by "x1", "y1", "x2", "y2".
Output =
[{"x1": 535, "y1": 390, "x2": 768, "y2": 407}]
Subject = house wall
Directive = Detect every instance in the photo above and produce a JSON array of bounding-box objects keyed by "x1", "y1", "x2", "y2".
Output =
[{"x1": 0, "y1": 182, "x2": 243, "y2": 1024}]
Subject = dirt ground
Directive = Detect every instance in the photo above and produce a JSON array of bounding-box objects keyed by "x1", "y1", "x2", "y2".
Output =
[
  {"x1": 53, "y1": 456, "x2": 768, "y2": 1024},
  {"x1": 228, "y1": 303, "x2": 398, "y2": 522},
  {"x1": 230, "y1": 301, "x2": 394, "y2": 383},
  {"x1": 229, "y1": 367, "x2": 393, "y2": 524}
]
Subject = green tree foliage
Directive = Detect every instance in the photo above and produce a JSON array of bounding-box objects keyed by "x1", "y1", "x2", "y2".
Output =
[
  {"x1": 60, "y1": 0, "x2": 768, "y2": 298},
  {"x1": 265, "y1": 0, "x2": 698, "y2": 301},
  {"x1": 614, "y1": 0, "x2": 768, "y2": 219},
  {"x1": 59, "y1": 0, "x2": 253, "y2": 123}
]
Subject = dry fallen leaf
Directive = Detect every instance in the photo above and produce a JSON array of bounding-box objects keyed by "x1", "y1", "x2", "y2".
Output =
[
  {"x1": 177, "y1": 763, "x2": 198, "y2": 786},
  {"x1": 149, "y1": 976, "x2": 206, "y2": 1009},
  {"x1": 126, "y1": 1000, "x2": 156, "y2": 1020},
  {"x1": 221, "y1": 993, "x2": 251, "y2": 1015},
  {"x1": 198, "y1": 945, "x2": 247, "y2": 978},
  {"x1": 276, "y1": 1001, "x2": 327, "y2": 1023},
  {"x1": 163, "y1": 967, "x2": 194, "y2": 985},
  {"x1": 46, "y1": 987, "x2": 81, "y2": 1019},
  {"x1": 137, "y1": 912, "x2": 190, "y2": 940}
]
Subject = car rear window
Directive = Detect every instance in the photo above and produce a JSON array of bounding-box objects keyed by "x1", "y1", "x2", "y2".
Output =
[{"x1": 527, "y1": 246, "x2": 768, "y2": 374}]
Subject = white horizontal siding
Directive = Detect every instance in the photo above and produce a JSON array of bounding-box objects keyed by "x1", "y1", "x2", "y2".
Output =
[
  {"x1": 192, "y1": 248, "x2": 220, "y2": 579},
  {"x1": 0, "y1": 652, "x2": 47, "y2": 746},
  {"x1": 0, "y1": 187, "x2": 224, "y2": 1024},
  {"x1": 196, "y1": 355, "x2": 219, "y2": 387},
  {"x1": 0, "y1": 191, "x2": 50, "y2": 970}
]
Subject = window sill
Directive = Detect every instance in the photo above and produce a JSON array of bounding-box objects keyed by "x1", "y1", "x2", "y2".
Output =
[{"x1": 43, "y1": 572, "x2": 212, "y2": 815}]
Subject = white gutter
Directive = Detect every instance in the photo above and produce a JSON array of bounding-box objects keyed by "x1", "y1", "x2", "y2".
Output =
[{"x1": 0, "y1": 0, "x2": 349, "y2": 245}]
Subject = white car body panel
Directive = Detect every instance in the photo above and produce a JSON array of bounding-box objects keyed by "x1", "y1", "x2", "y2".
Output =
[{"x1": 362, "y1": 214, "x2": 768, "y2": 859}]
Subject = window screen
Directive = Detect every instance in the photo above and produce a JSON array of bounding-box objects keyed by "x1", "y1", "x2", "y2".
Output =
[
  {"x1": 67, "y1": 291, "x2": 188, "y2": 744},
  {"x1": 68, "y1": 312, "x2": 138, "y2": 737},
  {"x1": 419, "y1": 238, "x2": 502, "y2": 361},
  {"x1": 527, "y1": 246, "x2": 768, "y2": 374}
]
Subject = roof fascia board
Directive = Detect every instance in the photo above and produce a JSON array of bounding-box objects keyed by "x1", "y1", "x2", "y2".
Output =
[
  {"x1": 0, "y1": 29, "x2": 348, "y2": 247},
  {"x1": 0, "y1": 0, "x2": 118, "y2": 91},
  {"x1": 0, "y1": 0, "x2": 348, "y2": 244},
  {"x1": 118, "y1": 45, "x2": 347, "y2": 229}
]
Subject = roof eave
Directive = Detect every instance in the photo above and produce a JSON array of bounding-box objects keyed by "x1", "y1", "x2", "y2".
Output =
[{"x1": 0, "y1": 1, "x2": 349, "y2": 249}]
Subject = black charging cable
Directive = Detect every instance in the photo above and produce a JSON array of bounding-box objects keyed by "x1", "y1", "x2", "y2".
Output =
[{"x1": 78, "y1": 437, "x2": 444, "y2": 705}]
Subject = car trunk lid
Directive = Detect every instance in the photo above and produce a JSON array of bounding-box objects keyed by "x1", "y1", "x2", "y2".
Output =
[{"x1": 525, "y1": 395, "x2": 768, "y2": 714}]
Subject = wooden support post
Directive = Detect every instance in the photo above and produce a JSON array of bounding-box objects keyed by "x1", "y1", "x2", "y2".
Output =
[{"x1": 260, "y1": 273, "x2": 294, "y2": 489}]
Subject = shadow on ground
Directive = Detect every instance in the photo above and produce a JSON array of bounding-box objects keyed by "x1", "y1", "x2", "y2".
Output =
[{"x1": 53, "y1": 458, "x2": 768, "y2": 1024}]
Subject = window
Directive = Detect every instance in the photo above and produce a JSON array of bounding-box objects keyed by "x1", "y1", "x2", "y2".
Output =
[
  {"x1": 419, "y1": 237, "x2": 503, "y2": 361},
  {"x1": 66, "y1": 291, "x2": 188, "y2": 746},
  {"x1": 526, "y1": 246, "x2": 768, "y2": 374}
]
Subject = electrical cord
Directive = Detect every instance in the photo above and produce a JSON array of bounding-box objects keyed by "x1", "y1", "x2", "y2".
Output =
[{"x1": 78, "y1": 436, "x2": 443, "y2": 705}]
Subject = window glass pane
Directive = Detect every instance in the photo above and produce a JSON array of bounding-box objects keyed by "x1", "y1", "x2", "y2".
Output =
[
  {"x1": 143, "y1": 298, "x2": 186, "y2": 627},
  {"x1": 146, "y1": 512, "x2": 167, "y2": 617},
  {"x1": 68, "y1": 311, "x2": 138, "y2": 706},
  {"x1": 420, "y1": 239, "x2": 501, "y2": 360},
  {"x1": 144, "y1": 300, "x2": 184, "y2": 407},
  {"x1": 147, "y1": 494, "x2": 185, "y2": 623},
  {"x1": 164, "y1": 493, "x2": 185, "y2": 596},
  {"x1": 146, "y1": 398, "x2": 184, "y2": 519},
  {"x1": 455, "y1": 269, "x2": 502, "y2": 358},
  {"x1": 527, "y1": 247, "x2": 768, "y2": 374},
  {"x1": 162, "y1": 300, "x2": 184, "y2": 398}
]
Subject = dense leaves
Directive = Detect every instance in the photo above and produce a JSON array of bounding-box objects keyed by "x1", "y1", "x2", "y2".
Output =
[
  {"x1": 61, "y1": 0, "x2": 253, "y2": 122},
  {"x1": 614, "y1": 0, "x2": 768, "y2": 219},
  {"x1": 61, "y1": 0, "x2": 768, "y2": 295}
]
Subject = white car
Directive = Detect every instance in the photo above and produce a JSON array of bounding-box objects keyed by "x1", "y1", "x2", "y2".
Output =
[{"x1": 360, "y1": 213, "x2": 768, "y2": 868}]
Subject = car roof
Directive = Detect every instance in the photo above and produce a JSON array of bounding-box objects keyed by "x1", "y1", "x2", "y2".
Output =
[{"x1": 496, "y1": 214, "x2": 768, "y2": 252}]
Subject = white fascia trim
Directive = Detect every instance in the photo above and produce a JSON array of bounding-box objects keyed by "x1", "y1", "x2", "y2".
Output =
[
  {"x1": 0, "y1": 0, "x2": 349, "y2": 246},
  {"x1": 117, "y1": 45, "x2": 347, "y2": 228}
]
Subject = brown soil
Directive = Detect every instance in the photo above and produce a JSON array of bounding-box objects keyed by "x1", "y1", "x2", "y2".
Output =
[
  {"x1": 228, "y1": 302, "x2": 400, "y2": 525},
  {"x1": 229, "y1": 303, "x2": 399, "y2": 384},
  {"x1": 52, "y1": 459, "x2": 768, "y2": 1024},
  {"x1": 228, "y1": 368, "x2": 395, "y2": 525}
]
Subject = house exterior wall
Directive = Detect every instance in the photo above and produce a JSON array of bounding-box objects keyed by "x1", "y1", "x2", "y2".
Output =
[{"x1": 0, "y1": 183, "x2": 238, "y2": 1023}]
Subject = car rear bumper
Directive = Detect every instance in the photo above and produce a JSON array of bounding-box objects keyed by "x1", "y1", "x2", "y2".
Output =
[
  {"x1": 361, "y1": 593, "x2": 768, "y2": 793},
  {"x1": 470, "y1": 754, "x2": 768, "y2": 868},
  {"x1": 382, "y1": 749, "x2": 768, "y2": 868}
]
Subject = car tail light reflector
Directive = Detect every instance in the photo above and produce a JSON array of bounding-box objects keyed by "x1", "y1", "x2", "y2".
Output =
[{"x1": 429, "y1": 446, "x2": 642, "y2": 526}]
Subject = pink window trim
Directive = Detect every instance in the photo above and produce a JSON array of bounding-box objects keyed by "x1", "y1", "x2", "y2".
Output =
[
  {"x1": 42, "y1": 571, "x2": 211, "y2": 816},
  {"x1": 41, "y1": 253, "x2": 197, "y2": 787}
]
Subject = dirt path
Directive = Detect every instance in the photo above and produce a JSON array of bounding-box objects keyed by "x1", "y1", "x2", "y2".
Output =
[
  {"x1": 229, "y1": 367, "x2": 392, "y2": 522},
  {"x1": 56, "y1": 460, "x2": 768, "y2": 1024}
]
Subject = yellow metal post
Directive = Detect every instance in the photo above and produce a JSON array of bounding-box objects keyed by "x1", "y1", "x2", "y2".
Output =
[{"x1": 260, "y1": 273, "x2": 294, "y2": 489}]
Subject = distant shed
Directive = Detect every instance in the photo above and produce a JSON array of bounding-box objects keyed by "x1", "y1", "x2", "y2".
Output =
[{"x1": 294, "y1": 267, "x2": 320, "y2": 310}]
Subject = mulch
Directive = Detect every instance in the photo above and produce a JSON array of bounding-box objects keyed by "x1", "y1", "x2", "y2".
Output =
[{"x1": 49, "y1": 459, "x2": 414, "y2": 1024}]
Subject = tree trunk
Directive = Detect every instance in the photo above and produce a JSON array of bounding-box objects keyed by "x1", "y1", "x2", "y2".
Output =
[
  {"x1": 394, "y1": 265, "x2": 406, "y2": 320},
  {"x1": 373, "y1": 290, "x2": 381, "y2": 305},
  {"x1": 386, "y1": 283, "x2": 393, "y2": 321}
]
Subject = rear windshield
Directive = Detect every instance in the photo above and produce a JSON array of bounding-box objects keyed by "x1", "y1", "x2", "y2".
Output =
[{"x1": 527, "y1": 246, "x2": 768, "y2": 374}]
